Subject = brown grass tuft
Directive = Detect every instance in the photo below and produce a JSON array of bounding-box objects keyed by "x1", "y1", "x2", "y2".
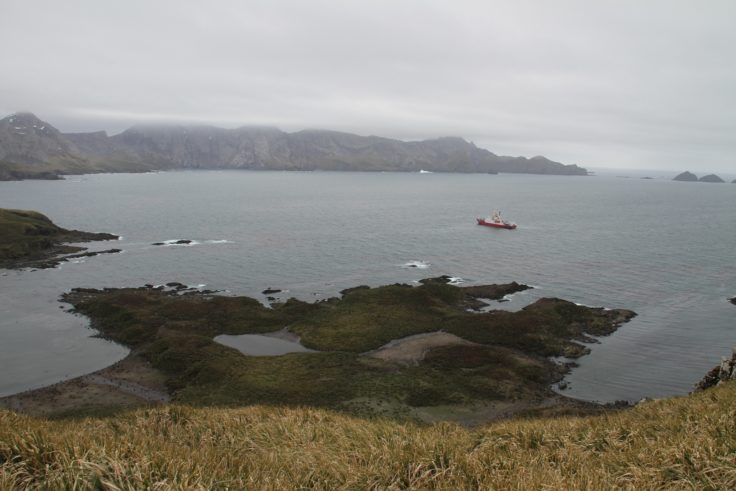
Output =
[{"x1": 2, "y1": 382, "x2": 735, "y2": 489}]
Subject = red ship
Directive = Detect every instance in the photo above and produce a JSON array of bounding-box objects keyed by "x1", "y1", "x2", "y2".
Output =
[{"x1": 476, "y1": 211, "x2": 517, "y2": 230}]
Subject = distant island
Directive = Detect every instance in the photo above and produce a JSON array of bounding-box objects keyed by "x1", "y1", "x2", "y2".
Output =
[
  {"x1": 673, "y1": 171, "x2": 728, "y2": 183},
  {"x1": 0, "y1": 112, "x2": 587, "y2": 180}
]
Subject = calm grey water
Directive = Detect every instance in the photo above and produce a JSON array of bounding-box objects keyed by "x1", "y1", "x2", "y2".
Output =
[
  {"x1": 214, "y1": 334, "x2": 314, "y2": 356},
  {"x1": 1, "y1": 170, "x2": 734, "y2": 401}
]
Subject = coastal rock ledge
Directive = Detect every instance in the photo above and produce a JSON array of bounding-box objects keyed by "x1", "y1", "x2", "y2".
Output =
[{"x1": 694, "y1": 346, "x2": 736, "y2": 391}]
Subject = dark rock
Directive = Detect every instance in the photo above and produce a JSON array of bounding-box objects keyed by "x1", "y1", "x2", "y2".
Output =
[
  {"x1": 694, "y1": 346, "x2": 736, "y2": 391},
  {"x1": 673, "y1": 171, "x2": 698, "y2": 181},
  {"x1": 729, "y1": 297, "x2": 736, "y2": 305},
  {"x1": 174, "y1": 239, "x2": 192, "y2": 244},
  {"x1": 64, "y1": 248, "x2": 122, "y2": 259},
  {"x1": 699, "y1": 174, "x2": 725, "y2": 183},
  {"x1": 419, "y1": 275, "x2": 454, "y2": 284},
  {"x1": 152, "y1": 242, "x2": 165, "y2": 246},
  {"x1": 340, "y1": 285, "x2": 370, "y2": 296},
  {"x1": 267, "y1": 296, "x2": 276, "y2": 301},
  {"x1": 166, "y1": 282, "x2": 187, "y2": 289},
  {"x1": 262, "y1": 287, "x2": 282, "y2": 294}
]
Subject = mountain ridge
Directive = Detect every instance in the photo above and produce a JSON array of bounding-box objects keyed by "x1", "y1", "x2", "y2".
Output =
[{"x1": 0, "y1": 112, "x2": 588, "y2": 179}]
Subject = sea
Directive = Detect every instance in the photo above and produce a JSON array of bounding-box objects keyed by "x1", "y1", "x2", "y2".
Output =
[{"x1": 1, "y1": 169, "x2": 734, "y2": 402}]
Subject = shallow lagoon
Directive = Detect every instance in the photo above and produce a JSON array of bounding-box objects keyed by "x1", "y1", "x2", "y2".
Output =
[{"x1": 214, "y1": 334, "x2": 314, "y2": 356}]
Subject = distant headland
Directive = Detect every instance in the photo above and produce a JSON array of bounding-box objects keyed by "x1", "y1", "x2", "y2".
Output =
[
  {"x1": 0, "y1": 208, "x2": 119, "y2": 269},
  {"x1": 0, "y1": 112, "x2": 587, "y2": 180}
]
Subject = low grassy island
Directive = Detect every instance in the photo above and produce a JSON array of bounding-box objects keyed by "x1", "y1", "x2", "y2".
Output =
[
  {"x1": 0, "y1": 208, "x2": 119, "y2": 269},
  {"x1": 2, "y1": 277, "x2": 635, "y2": 422}
]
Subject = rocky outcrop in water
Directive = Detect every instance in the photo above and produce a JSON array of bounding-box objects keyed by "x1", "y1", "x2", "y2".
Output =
[
  {"x1": 673, "y1": 171, "x2": 728, "y2": 183},
  {"x1": 673, "y1": 171, "x2": 698, "y2": 182},
  {"x1": 699, "y1": 174, "x2": 725, "y2": 183},
  {"x1": 694, "y1": 346, "x2": 736, "y2": 391},
  {"x1": 1, "y1": 112, "x2": 588, "y2": 179}
]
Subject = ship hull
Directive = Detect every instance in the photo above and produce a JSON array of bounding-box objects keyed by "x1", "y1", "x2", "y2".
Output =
[{"x1": 477, "y1": 218, "x2": 517, "y2": 230}]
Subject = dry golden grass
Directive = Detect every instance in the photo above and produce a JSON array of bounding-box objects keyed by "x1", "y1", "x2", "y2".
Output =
[{"x1": 2, "y1": 382, "x2": 735, "y2": 490}]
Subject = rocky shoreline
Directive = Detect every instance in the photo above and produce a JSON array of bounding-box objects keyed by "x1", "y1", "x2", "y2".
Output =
[
  {"x1": 693, "y1": 300, "x2": 736, "y2": 391},
  {"x1": 0, "y1": 355, "x2": 168, "y2": 418},
  {"x1": 694, "y1": 347, "x2": 736, "y2": 391}
]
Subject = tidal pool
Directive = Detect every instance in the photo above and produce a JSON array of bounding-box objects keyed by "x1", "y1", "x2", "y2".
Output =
[{"x1": 214, "y1": 333, "x2": 315, "y2": 356}]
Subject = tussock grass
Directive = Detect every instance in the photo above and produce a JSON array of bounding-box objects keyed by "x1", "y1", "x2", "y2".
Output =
[{"x1": 2, "y1": 382, "x2": 735, "y2": 489}]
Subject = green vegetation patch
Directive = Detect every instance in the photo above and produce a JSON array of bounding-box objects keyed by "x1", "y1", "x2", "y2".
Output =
[
  {"x1": 62, "y1": 280, "x2": 635, "y2": 418},
  {"x1": 0, "y1": 208, "x2": 118, "y2": 268}
]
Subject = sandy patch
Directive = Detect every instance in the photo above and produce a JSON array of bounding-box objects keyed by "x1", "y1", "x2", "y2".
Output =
[{"x1": 367, "y1": 331, "x2": 477, "y2": 365}]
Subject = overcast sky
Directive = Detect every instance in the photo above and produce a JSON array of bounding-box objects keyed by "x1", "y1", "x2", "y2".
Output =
[{"x1": 1, "y1": 0, "x2": 734, "y2": 172}]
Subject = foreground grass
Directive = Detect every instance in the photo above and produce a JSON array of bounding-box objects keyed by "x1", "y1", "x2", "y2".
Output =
[{"x1": 2, "y1": 382, "x2": 735, "y2": 489}]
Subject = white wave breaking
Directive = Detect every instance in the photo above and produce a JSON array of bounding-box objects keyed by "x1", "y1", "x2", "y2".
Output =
[{"x1": 402, "y1": 260, "x2": 430, "y2": 269}]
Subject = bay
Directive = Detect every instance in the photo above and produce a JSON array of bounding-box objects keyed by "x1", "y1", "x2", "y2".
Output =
[{"x1": 1, "y1": 170, "x2": 734, "y2": 401}]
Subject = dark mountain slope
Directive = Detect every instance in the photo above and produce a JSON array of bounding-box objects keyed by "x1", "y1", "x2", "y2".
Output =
[{"x1": 1, "y1": 112, "x2": 587, "y2": 179}]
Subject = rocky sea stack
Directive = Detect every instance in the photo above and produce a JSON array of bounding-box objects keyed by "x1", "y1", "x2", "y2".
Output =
[{"x1": 673, "y1": 171, "x2": 698, "y2": 181}]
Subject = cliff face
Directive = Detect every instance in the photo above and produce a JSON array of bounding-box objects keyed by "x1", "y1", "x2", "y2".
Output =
[{"x1": 1, "y1": 112, "x2": 588, "y2": 178}]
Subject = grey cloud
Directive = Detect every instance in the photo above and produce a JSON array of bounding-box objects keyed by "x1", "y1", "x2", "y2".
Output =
[{"x1": 1, "y1": 0, "x2": 734, "y2": 172}]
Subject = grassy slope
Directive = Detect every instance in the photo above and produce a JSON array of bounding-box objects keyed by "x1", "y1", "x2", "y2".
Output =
[
  {"x1": 61, "y1": 283, "x2": 633, "y2": 416},
  {"x1": 1, "y1": 382, "x2": 734, "y2": 489},
  {"x1": 0, "y1": 208, "x2": 118, "y2": 267},
  {"x1": 0, "y1": 208, "x2": 65, "y2": 259}
]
